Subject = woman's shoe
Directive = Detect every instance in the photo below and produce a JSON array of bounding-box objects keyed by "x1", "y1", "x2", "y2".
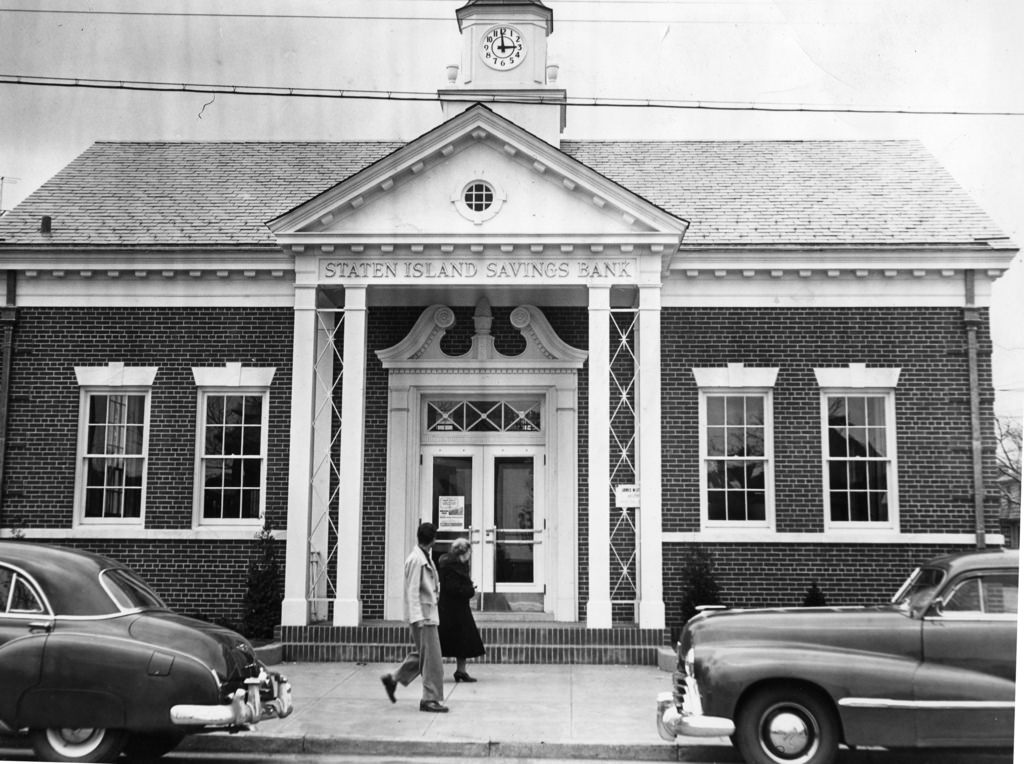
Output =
[{"x1": 454, "y1": 670, "x2": 478, "y2": 683}]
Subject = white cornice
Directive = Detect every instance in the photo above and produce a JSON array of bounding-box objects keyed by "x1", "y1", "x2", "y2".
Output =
[
  {"x1": 0, "y1": 250, "x2": 293, "y2": 273},
  {"x1": 668, "y1": 246, "x2": 1016, "y2": 273}
]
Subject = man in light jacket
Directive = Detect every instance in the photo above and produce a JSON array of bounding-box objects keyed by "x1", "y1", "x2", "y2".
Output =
[{"x1": 381, "y1": 521, "x2": 448, "y2": 712}]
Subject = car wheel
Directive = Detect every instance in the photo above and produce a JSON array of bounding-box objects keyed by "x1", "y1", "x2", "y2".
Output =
[
  {"x1": 123, "y1": 731, "x2": 186, "y2": 762},
  {"x1": 29, "y1": 727, "x2": 127, "y2": 763},
  {"x1": 734, "y1": 686, "x2": 840, "y2": 764}
]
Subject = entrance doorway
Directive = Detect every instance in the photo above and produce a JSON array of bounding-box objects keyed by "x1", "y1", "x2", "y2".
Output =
[{"x1": 421, "y1": 444, "x2": 545, "y2": 613}]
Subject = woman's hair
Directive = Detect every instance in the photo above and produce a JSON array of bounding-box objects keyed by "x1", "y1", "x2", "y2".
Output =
[{"x1": 450, "y1": 537, "x2": 471, "y2": 555}]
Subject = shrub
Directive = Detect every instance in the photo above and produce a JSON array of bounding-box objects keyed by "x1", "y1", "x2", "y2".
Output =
[
  {"x1": 802, "y1": 579, "x2": 828, "y2": 607},
  {"x1": 679, "y1": 548, "x2": 722, "y2": 625},
  {"x1": 240, "y1": 522, "x2": 283, "y2": 640}
]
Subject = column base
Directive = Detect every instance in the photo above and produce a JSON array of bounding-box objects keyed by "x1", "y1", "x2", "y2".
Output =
[
  {"x1": 638, "y1": 599, "x2": 665, "y2": 629},
  {"x1": 586, "y1": 599, "x2": 612, "y2": 628},
  {"x1": 332, "y1": 598, "x2": 362, "y2": 626},
  {"x1": 280, "y1": 597, "x2": 309, "y2": 627}
]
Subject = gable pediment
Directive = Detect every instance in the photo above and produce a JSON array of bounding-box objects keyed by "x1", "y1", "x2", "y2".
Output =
[{"x1": 267, "y1": 105, "x2": 688, "y2": 242}]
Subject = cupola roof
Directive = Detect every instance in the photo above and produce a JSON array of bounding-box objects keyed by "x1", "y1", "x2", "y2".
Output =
[{"x1": 457, "y1": 0, "x2": 553, "y2": 33}]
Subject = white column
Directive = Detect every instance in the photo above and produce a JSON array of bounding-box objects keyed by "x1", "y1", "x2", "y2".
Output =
[
  {"x1": 587, "y1": 286, "x2": 612, "y2": 627},
  {"x1": 636, "y1": 285, "x2": 665, "y2": 628},
  {"x1": 281, "y1": 285, "x2": 318, "y2": 626},
  {"x1": 333, "y1": 286, "x2": 367, "y2": 626}
]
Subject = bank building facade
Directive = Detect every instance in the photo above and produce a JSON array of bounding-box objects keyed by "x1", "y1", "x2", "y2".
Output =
[{"x1": 0, "y1": 0, "x2": 1015, "y2": 660}]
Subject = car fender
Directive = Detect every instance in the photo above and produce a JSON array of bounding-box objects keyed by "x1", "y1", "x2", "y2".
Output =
[
  {"x1": 16, "y1": 629, "x2": 221, "y2": 731},
  {"x1": 697, "y1": 641, "x2": 919, "y2": 718},
  {"x1": 0, "y1": 632, "x2": 47, "y2": 728}
]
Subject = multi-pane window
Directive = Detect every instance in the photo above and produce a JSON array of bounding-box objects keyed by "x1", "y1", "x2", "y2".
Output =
[
  {"x1": 82, "y1": 392, "x2": 148, "y2": 521},
  {"x1": 824, "y1": 394, "x2": 892, "y2": 523},
  {"x1": 199, "y1": 393, "x2": 267, "y2": 522},
  {"x1": 702, "y1": 394, "x2": 770, "y2": 523},
  {"x1": 426, "y1": 398, "x2": 541, "y2": 433},
  {"x1": 463, "y1": 182, "x2": 494, "y2": 212}
]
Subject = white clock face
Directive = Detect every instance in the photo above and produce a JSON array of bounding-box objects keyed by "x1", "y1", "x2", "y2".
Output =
[{"x1": 481, "y1": 26, "x2": 525, "y2": 70}]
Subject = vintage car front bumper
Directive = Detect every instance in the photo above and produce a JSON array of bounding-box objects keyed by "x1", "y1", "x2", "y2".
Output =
[
  {"x1": 170, "y1": 668, "x2": 293, "y2": 728},
  {"x1": 656, "y1": 676, "x2": 735, "y2": 741}
]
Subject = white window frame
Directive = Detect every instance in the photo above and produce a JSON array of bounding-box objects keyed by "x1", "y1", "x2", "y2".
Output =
[
  {"x1": 693, "y1": 365, "x2": 778, "y2": 531},
  {"x1": 815, "y1": 364, "x2": 901, "y2": 533},
  {"x1": 73, "y1": 364, "x2": 158, "y2": 528},
  {"x1": 192, "y1": 364, "x2": 275, "y2": 530}
]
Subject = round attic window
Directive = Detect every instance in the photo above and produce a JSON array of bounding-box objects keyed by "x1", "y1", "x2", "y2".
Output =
[
  {"x1": 452, "y1": 178, "x2": 505, "y2": 224},
  {"x1": 464, "y1": 182, "x2": 494, "y2": 212}
]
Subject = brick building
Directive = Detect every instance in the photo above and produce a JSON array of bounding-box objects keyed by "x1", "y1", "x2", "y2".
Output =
[{"x1": 0, "y1": 0, "x2": 1016, "y2": 656}]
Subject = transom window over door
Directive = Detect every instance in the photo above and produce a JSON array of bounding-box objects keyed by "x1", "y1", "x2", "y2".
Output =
[{"x1": 426, "y1": 398, "x2": 542, "y2": 433}]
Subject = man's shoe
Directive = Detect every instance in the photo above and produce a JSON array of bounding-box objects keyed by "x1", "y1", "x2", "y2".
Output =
[
  {"x1": 419, "y1": 700, "x2": 449, "y2": 713},
  {"x1": 381, "y1": 673, "x2": 397, "y2": 703}
]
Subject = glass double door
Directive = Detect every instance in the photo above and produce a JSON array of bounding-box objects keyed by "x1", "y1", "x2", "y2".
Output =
[{"x1": 421, "y1": 444, "x2": 545, "y2": 612}]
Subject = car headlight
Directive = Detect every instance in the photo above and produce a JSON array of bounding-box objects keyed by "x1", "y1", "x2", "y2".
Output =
[{"x1": 684, "y1": 647, "x2": 695, "y2": 678}]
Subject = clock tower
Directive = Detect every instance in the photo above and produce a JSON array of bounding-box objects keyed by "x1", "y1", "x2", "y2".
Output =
[{"x1": 439, "y1": 0, "x2": 566, "y2": 144}]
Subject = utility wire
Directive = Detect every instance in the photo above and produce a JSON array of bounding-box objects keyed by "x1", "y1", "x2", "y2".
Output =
[
  {"x1": 0, "y1": 5, "x2": 820, "y2": 24},
  {"x1": 2, "y1": 74, "x2": 1022, "y2": 117}
]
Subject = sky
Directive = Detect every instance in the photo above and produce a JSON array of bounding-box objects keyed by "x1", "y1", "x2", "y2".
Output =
[{"x1": 1, "y1": 0, "x2": 1022, "y2": 414}]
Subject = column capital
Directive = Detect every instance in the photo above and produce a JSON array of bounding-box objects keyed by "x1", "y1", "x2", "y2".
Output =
[
  {"x1": 343, "y1": 284, "x2": 367, "y2": 311},
  {"x1": 588, "y1": 285, "x2": 611, "y2": 310}
]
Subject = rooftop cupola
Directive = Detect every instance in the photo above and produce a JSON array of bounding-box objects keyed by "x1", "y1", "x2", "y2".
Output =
[{"x1": 439, "y1": 0, "x2": 566, "y2": 145}]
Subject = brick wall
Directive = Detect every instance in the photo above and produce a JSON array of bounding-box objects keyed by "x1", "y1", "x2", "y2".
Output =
[
  {"x1": 661, "y1": 306, "x2": 1000, "y2": 535},
  {"x1": 1, "y1": 306, "x2": 292, "y2": 621},
  {"x1": 2, "y1": 303, "x2": 999, "y2": 631},
  {"x1": 662, "y1": 541, "x2": 974, "y2": 639}
]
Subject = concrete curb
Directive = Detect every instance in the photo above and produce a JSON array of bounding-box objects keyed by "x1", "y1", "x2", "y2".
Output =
[{"x1": 177, "y1": 733, "x2": 738, "y2": 761}]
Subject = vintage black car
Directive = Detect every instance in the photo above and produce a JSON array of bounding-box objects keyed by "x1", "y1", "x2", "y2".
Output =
[
  {"x1": 657, "y1": 548, "x2": 1017, "y2": 764},
  {"x1": 0, "y1": 541, "x2": 292, "y2": 762}
]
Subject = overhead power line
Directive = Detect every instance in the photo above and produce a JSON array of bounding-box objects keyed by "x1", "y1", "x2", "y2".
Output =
[
  {"x1": 2, "y1": 74, "x2": 1022, "y2": 117},
  {"x1": 0, "y1": 5, "x2": 836, "y2": 25}
]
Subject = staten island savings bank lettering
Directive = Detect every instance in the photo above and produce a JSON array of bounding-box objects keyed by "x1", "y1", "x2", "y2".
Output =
[{"x1": 321, "y1": 259, "x2": 635, "y2": 281}]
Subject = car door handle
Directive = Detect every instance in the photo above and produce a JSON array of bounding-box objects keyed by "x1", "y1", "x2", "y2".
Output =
[{"x1": 28, "y1": 620, "x2": 54, "y2": 634}]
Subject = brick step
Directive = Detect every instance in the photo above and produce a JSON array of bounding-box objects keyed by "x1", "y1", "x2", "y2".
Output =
[{"x1": 278, "y1": 621, "x2": 670, "y2": 665}]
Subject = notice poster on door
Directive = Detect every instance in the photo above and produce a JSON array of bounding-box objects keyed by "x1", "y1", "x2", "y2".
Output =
[{"x1": 438, "y1": 496, "x2": 465, "y2": 530}]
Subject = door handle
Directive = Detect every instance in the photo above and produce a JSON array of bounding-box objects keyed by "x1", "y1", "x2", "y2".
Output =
[{"x1": 29, "y1": 620, "x2": 54, "y2": 634}]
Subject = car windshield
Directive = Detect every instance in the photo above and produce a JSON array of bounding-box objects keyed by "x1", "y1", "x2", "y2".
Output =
[
  {"x1": 100, "y1": 568, "x2": 167, "y2": 611},
  {"x1": 891, "y1": 566, "x2": 945, "y2": 616}
]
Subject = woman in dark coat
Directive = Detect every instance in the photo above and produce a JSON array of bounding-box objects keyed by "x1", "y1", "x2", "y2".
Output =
[{"x1": 437, "y1": 537, "x2": 485, "y2": 682}]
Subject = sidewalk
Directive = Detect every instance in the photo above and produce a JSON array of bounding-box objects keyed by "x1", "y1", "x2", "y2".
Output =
[
  {"x1": 1, "y1": 661, "x2": 1013, "y2": 762},
  {"x1": 179, "y1": 661, "x2": 733, "y2": 761}
]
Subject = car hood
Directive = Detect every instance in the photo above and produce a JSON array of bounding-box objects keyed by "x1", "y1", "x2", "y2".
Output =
[
  {"x1": 685, "y1": 605, "x2": 919, "y2": 658},
  {"x1": 128, "y1": 611, "x2": 259, "y2": 681}
]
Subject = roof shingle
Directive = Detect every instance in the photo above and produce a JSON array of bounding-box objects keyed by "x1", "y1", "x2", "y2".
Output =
[{"x1": 0, "y1": 138, "x2": 1006, "y2": 248}]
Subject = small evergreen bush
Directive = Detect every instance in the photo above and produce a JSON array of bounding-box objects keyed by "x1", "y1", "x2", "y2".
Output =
[
  {"x1": 679, "y1": 548, "x2": 722, "y2": 625},
  {"x1": 240, "y1": 522, "x2": 283, "y2": 640},
  {"x1": 802, "y1": 579, "x2": 828, "y2": 607}
]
